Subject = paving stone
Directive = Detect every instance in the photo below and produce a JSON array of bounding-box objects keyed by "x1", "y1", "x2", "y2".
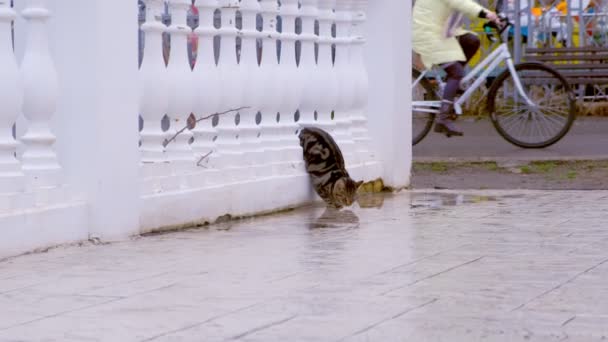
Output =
[{"x1": 1, "y1": 190, "x2": 608, "y2": 341}]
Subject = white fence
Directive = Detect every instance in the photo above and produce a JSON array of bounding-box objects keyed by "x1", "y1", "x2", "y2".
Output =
[{"x1": 0, "y1": 0, "x2": 412, "y2": 259}]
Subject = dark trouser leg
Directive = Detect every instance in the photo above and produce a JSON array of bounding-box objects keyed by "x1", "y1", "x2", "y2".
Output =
[
  {"x1": 435, "y1": 34, "x2": 480, "y2": 137},
  {"x1": 435, "y1": 61, "x2": 465, "y2": 137},
  {"x1": 458, "y1": 33, "x2": 481, "y2": 64},
  {"x1": 441, "y1": 62, "x2": 465, "y2": 106}
]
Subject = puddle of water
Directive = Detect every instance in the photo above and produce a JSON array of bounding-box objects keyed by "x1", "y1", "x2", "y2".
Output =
[
  {"x1": 410, "y1": 192, "x2": 515, "y2": 209},
  {"x1": 308, "y1": 193, "x2": 389, "y2": 229},
  {"x1": 357, "y1": 193, "x2": 386, "y2": 209},
  {"x1": 310, "y1": 209, "x2": 360, "y2": 229},
  {"x1": 309, "y1": 192, "x2": 512, "y2": 229}
]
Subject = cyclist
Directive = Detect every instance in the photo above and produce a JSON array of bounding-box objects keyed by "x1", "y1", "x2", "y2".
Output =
[{"x1": 413, "y1": 0, "x2": 501, "y2": 137}]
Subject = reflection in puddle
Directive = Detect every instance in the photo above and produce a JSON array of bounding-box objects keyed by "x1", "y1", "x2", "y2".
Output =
[
  {"x1": 308, "y1": 193, "x2": 386, "y2": 229},
  {"x1": 357, "y1": 193, "x2": 385, "y2": 209},
  {"x1": 310, "y1": 209, "x2": 360, "y2": 229},
  {"x1": 410, "y1": 192, "x2": 507, "y2": 209}
]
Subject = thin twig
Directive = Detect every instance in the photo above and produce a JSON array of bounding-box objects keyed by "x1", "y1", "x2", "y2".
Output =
[
  {"x1": 163, "y1": 106, "x2": 250, "y2": 147},
  {"x1": 196, "y1": 151, "x2": 213, "y2": 167}
]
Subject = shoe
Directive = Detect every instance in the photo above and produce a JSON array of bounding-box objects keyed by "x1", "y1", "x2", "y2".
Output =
[
  {"x1": 434, "y1": 105, "x2": 463, "y2": 137},
  {"x1": 434, "y1": 121, "x2": 464, "y2": 137}
]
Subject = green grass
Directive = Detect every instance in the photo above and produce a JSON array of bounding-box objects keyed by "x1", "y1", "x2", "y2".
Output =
[
  {"x1": 484, "y1": 162, "x2": 499, "y2": 171},
  {"x1": 519, "y1": 161, "x2": 559, "y2": 175},
  {"x1": 414, "y1": 162, "x2": 502, "y2": 173},
  {"x1": 430, "y1": 162, "x2": 448, "y2": 172},
  {"x1": 532, "y1": 161, "x2": 557, "y2": 173},
  {"x1": 520, "y1": 165, "x2": 532, "y2": 174},
  {"x1": 414, "y1": 161, "x2": 608, "y2": 180},
  {"x1": 414, "y1": 162, "x2": 449, "y2": 173}
]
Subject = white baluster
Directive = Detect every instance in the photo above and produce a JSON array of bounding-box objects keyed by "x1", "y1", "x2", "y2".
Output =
[
  {"x1": 0, "y1": 2, "x2": 24, "y2": 193},
  {"x1": 192, "y1": 0, "x2": 220, "y2": 174},
  {"x1": 316, "y1": 0, "x2": 338, "y2": 134},
  {"x1": 334, "y1": 0, "x2": 357, "y2": 166},
  {"x1": 214, "y1": 0, "x2": 243, "y2": 180},
  {"x1": 258, "y1": 0, "x2": 284, "y2": 174},
  {"x1": 298, "y1": 0, "x2": 321, "y2": 129},
  {"x1": 20, "y1": 0, "x2": 62, "y2": 187},
  {"x1": 165, "y1": 0, "x2": 196, "y2": 168},
  {"x1": 139, "y1": 0, "x2": 169, "y2": 164},
  {"x1": 238, "y1": 0, "x2": 265, "y2": 179},
  {"x1": 277, "y1": 0, "x2": 304, "y2": 174},
  {"x1": 350, "y1": 0, "x2": 373, "y2": 163}
]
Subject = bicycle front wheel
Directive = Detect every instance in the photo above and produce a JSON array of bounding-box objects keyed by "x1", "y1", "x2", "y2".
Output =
[
  {"x1": 487, "y1": 62, "x2": 576, "y2": 149},
  {"x1": 412, "y1": 68, "x2": 438, "y2": 146}
]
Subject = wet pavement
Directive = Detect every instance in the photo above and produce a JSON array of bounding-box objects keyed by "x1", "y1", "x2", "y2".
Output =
[
  {"x1": 2, "y1": 190, "x2": 608, "y2": 341},
  {"x1": 414, "y1": 117, "x2": 608, "y2": 162}
]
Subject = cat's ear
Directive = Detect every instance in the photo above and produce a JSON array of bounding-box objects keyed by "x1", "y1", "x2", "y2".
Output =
[{"x1": 333, "y1": 178, "x2": 346, "y2": 192}]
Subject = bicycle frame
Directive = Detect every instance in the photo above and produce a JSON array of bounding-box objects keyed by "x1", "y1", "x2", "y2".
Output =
[{"x1": 412, "y1": 42, "x2": 535, "y2": 115}]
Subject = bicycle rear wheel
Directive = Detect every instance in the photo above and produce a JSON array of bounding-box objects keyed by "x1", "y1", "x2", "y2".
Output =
[
  {"x1": 487, "y1": 62, "x2": 576, "y2": 149},
  {"x1": 412, "y1": 68, "x2": 438, "y2": 146}
]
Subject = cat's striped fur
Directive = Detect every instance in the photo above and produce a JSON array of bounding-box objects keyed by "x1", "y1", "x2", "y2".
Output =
[{"x1": 298, "y1": 127, "x2": 363, "y2": 209}]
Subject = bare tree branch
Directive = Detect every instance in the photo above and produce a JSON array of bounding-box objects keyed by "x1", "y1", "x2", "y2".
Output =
[
  {"x1": 163, "y1": 106, "x2": 250, "y2": 148},
  {"x1": 196, "y1": 151, "x2": 213, "y2": 167}
]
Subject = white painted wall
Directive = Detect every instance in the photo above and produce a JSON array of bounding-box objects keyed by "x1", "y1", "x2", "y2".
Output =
[
  {"x1": 1, "y1": 0, "x2": 414, "y2": 259},
  {"x1": 49, "y1": 1, "x2": 141, "y2": 240},
  {"x1": 364, "y1": 0, "x2": 412, "y2": 189}
]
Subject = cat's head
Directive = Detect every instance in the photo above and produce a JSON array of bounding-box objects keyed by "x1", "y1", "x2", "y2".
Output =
[
  {"x1": 332, "y1": 177, "x2": 364, "y2": 209},
  {"x1": 298, "y1": 128, "x2": 316, "y2": 148}
]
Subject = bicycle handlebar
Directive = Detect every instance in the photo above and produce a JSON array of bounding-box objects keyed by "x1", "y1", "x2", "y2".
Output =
[
  {"x1": 497, "y1": 14, "x2": 512, "y2": 35},
  {"x1": 483, "y1": 14, "x2": 512, "y2": 43}
]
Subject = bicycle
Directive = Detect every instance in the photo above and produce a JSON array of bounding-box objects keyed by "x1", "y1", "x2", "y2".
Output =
[{"x1": 412, "y1": 15, "x2": 576, "y2": 148}]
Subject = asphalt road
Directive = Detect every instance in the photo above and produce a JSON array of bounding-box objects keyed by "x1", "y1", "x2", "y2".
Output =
[{"x1": 414, "y1": 117, "x2": 608, "y2": 162}]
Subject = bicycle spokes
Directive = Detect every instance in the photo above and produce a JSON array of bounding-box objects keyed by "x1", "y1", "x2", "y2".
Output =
[{"x1": 489, "y1": 63, "x2": 575, "y2": 148}]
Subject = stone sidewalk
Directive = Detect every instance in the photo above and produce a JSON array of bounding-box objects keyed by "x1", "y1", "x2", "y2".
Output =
[{"x1": 2, "y1": 190, "x2": 608, "y2": 341}]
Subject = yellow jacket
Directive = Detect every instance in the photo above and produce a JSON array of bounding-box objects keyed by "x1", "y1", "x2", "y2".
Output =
[{"x1": 413, "y1": 0, "x2": 487, "y2": 69}]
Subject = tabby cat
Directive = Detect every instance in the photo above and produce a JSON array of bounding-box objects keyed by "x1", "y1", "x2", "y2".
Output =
[{"x1": 298, "y1": 127, "x2": 363, "y2": 209}]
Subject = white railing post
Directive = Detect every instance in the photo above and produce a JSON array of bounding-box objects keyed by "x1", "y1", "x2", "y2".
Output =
[
  {"x1": 316, "y1": 0, "x2": 338, "y2": 134},
  {"x1": 20, "y1": 0, "x2": 62, "y2": 188},
  {"x1": 365, "y1": 0, "x2": 412, "y2": 188},
  {"x1": 46, "y1": 0, "x2": 140, "y2": 239},
  {"x1": 0, "y1": 2, "x2": 24, "y2": 193},
  {"x1": 214, "y1": 0, "x2": 243, "y2": 179},
  {"x1": 350, "y1": 0, "x2": 373, "y2": 164},
  {"x1": 298, "y1": 0, "x2": 321, "y2": 129},
  {"x1": 140, "y1": 0, "x2": 169, "y2": 164},
  {"x1": 277, "y1": 0, "x2": 304, "y2": 174},
  {"x1": 258, "y1": 0, "x2": 284, "y2": 173},
  {"x1": 165, "y1": 0, "x2": 196, "y2": 168},
  {"x1": 238, "y1": 0, "x2": 265, "y2": 179},
  {"x1": 334, "y1": 0, "x2": 357, "y2": 166},
  {"x1": 191, "y1": 0, "x2": 220, "y2": 173}
]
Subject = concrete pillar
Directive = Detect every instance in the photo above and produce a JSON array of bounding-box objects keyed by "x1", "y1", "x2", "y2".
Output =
[
  {"x1": 48, "y1": 0, "x2": 141, "y2": 239},
  {"x1": 364, "y1": 0, "x2": 412, "y2": 189}
]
